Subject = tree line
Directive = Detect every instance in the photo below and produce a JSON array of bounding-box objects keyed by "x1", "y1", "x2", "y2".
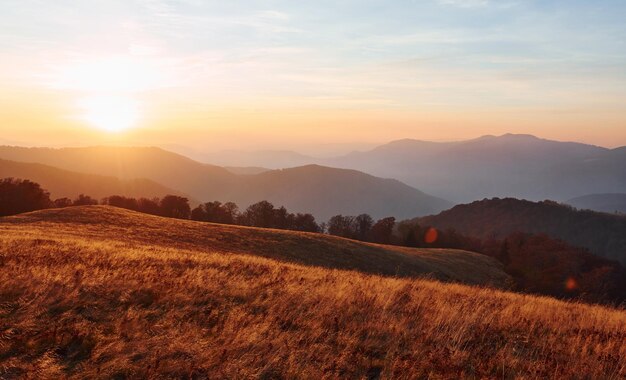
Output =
[
  {"x1": 0, "y1": 178, "x2": 194, "y2": 220},
  {"x1": 416, "y1": 197, "x2": 626, "y2": 267},
  {"x1": 394, "y1": 219, "x2": 626, "y2": 304},
  {"x1": 1, "y1": 177, "x2": 624, "y2": 304},
  {"x1": 0, "y1": 178, "x2": 397, "y2": 240}
]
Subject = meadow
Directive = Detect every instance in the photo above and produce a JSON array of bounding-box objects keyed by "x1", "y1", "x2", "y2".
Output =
[{"x1": 0, "y1": 206, "x2": 625, "y2": 379}]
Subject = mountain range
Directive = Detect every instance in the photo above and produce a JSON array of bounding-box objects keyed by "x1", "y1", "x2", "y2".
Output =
[
  {"x1": 202, "y1": 134, "x2": 625, "y2": 204},
  {"x1": 0, "y1": 158, "x2": 186, "y2": 200},
  {"x1": 0, "y1": 146, "x2": 451, "y2": 220},
  {"x1": 326, "y1": 134, "x2": 624, "y2": 202},
  {"x1": 2, "y1": 133, "x2": 623, "y2": 219}
]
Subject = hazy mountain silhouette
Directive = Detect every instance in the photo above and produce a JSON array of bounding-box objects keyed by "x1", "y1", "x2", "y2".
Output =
[
  {"x1": 205, "y1": 149, "x2": 316, "y2": 169},
  {"x1": 0, "y1": 146, "x2": 238, "y2": 197},
  {"x1": 190, "y1": 134, "x2": 624, "y2": 203},
  {"x1": 0, "y1": 158, "x2": 185, "y2": 200},
  {"x1": 566, "y1": 193, "x2": 626, "y2": 214},
  {"x1": 416, "y1": 198, "x2": 626, "y2": 266},
  {"x1": 0, "y1": 146, "x2": 450, "y2": 220},
  {"x1": 224, "y1": 166, "x2": 271, "y2": 175},
  {"x1": 325, "y1": 134, "x2": 624, "y2": 202},
  {"x1": 227, "y1": 164, "x2": 452, "y2": 220}
]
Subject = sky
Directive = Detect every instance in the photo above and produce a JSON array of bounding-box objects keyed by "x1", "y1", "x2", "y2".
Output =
[{"x1": 1, "y1": 0, "x2": 625, "y2": 154}]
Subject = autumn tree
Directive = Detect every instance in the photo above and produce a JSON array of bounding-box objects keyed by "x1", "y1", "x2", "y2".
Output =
[
  {"x1": 102, "y1": 195, "x2": 138, "y2": 210},
  {"x1": 137, "y1": 198, "x2": 161, "y2": 215},
  {"x1": 160, "y1": 195, "x2": 191, "y2": 219},
  {"x1": 369, "y1": 217, "x2": 396, "y2": 244},
  {"x1": 73, "y1": 194, "x2": 98, "y2": 206},
  {"x1": 327, "y1": 215, "x2": 356, "y2": 239},
  {"x1": 292, "y1": 213, "x2": 320, "y2": 232},
  {"x1": 240, "y1": 201, "x2": 277, "y2": 228},
  {"x1": 0, "y1": 178, "x2": 52, "y2": 216},
  {"x1": 354, "y1": 214, "x2": 374, "y2": 241},
  {"x1": 53, "y1": 197, "x2": 73, "y2": 208}
]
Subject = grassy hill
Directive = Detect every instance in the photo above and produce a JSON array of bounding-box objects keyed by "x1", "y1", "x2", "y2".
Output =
[
  {"x1": 0, "y1": 207, "x2": 625, "y2": 378},
  {"x1": 0, "y1": 206, "x2": 506, "y2": 285},
  {"x1": 0, "y1": 159, "x2": 187, "y2": 201}
]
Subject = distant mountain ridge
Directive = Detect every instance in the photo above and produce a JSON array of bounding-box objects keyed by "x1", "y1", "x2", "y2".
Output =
[
  {"x1": 204, "y1": 149, "x2": 316, "y2": 169},
  {"x1": 224, "y1": 166, "x2": 270, "y2": 175},
  {"x1": 566, "y1": 193, "x2": 626, "y2": 214},
  {"x1": 0, "y1": 146, "x2": 451, "y2": 220},
  {"x1": 228, "y1": 164, "x2": 451, "y2": 220},
  {"x1": 325, "y1": 134, "x2": 624, "y2": 202},
  {"x1": 0, "y1": 158, "x2": 187, "y2": 201},
  {"x1": 193, "y1": 134, "x2": 624, "y2": 203}
]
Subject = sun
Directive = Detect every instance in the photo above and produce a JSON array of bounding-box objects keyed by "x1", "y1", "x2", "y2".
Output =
[
  {"x1": 52, "y1": 56, "x2": 167, "y2": 132},
  {"x1": 79, "y1": 96, "x2": 139, "y2": 132}
]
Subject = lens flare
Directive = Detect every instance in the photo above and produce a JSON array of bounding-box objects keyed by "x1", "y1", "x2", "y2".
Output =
[
  {"x1": 565, "y1": 277, "x2": 578, "y2": 291},
  {"x1": 424, "y1": 227, "x2": 438, "y2": 244}
]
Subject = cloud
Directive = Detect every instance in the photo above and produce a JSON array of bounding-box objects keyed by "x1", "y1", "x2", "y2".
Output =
[
  {"x1": 438, "y1": 0, "x2": 489, "y2": 8},
  {"x1": 256, "y1": 10, "x2": 290, "y2": 21}
]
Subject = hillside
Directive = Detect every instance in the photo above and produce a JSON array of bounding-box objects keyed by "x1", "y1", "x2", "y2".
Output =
[
  {"x1": 324, "y1": 134, "x2": 625, "y2": 202},
  {"x1": 0, "y1": 146, "x2": 238, "y2": 198},
  {"x1": 224, "y1": 166, "x2": 270, "y2": 175},
  {"x1": 1, "y1": 206, "x2": 624, "y2": 378},
  {"x1": 0, "y1": 206, "x2": 506, "y2": 285},
  {"x1": 0, "y1": 159, "x2": 185, "y2": 201},
  {"x1": 205, "y1": 149, "x2": 315, "y2": 169},
  {"x1": 566, "y1": 193, "x2": 626, "y2": 214},
  {"x1": 417, "y1": 198, "x2": 626, "y2": 265},
  {"x1": 0, "y1": 146, "x2": 452, "y2": 219},
  {"x1": 230, "y1": 165, "x2": 452, "y2": 220}
]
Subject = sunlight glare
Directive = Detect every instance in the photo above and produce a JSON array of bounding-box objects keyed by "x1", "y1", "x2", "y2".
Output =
[
  {"x1": 80, "y1": 96, "x2": 139, "y2": 132},
  {"x1": 50, "y1": 55, "x2": 175, "y2": 132}
]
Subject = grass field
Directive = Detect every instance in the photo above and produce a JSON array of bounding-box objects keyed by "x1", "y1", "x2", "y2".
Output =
[{"x1": 1, "y1": 206, "x2": 625, "y2": 378}]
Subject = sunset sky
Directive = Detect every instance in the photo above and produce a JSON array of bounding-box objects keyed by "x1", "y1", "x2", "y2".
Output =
[{"x1": 1, "y1": 0, "x2": 625, "y2": 154}]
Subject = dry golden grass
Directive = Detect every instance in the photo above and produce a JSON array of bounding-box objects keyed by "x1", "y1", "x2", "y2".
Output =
[
  {"x1": 0, "y1": 206, "x2": 625, "y2": 379},
  {"x1": 0, "y1": 206, "x2": 510, "y2": 286}
]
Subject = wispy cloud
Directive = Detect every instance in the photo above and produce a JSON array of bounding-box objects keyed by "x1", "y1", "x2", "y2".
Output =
[{"x1": 437, "y1": 0, "x2": 489, "y2": 8}]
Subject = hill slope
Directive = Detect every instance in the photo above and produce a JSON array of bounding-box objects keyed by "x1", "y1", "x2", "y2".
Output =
[
  {"x1": 325, "y1": 134, "x2": 625, "y2": 202},
  {"x1": 0, "y1": 206, "x2": 506, "y2": 285},
  {"x1": 0, "y1": 146, "x2": 237, "y2": 198},
  {"x1": 0, "y1": 146, "x2": 451, "y2": 219},
  {"x1": 417, "y1": 198, "x2": 626, "y2": 265},
  {"x1": 0, "y1": 206, "x2": 624, "y2": 378},
  {"x1": 205, "y1": 149, "x2": 315, "y2": 169},
  {"x1": 231, "y1": 165, "x2": 452, "y2": 220},
  {"x1": 0, "y1": 159, "x2": 185, "y2": 200}
]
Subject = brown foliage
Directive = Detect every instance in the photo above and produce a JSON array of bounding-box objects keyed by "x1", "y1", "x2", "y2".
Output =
[{"x1": 418, "y1": 197, "x2": 626, "y2": 265}]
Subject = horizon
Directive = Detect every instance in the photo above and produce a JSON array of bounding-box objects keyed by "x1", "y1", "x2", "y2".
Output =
[
  {"x1": 0, "y1": 133, "x2": 622, "y2": 160},
  {"x1": 1, "y1": 1, "x2": 626, "y2": 151}
]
